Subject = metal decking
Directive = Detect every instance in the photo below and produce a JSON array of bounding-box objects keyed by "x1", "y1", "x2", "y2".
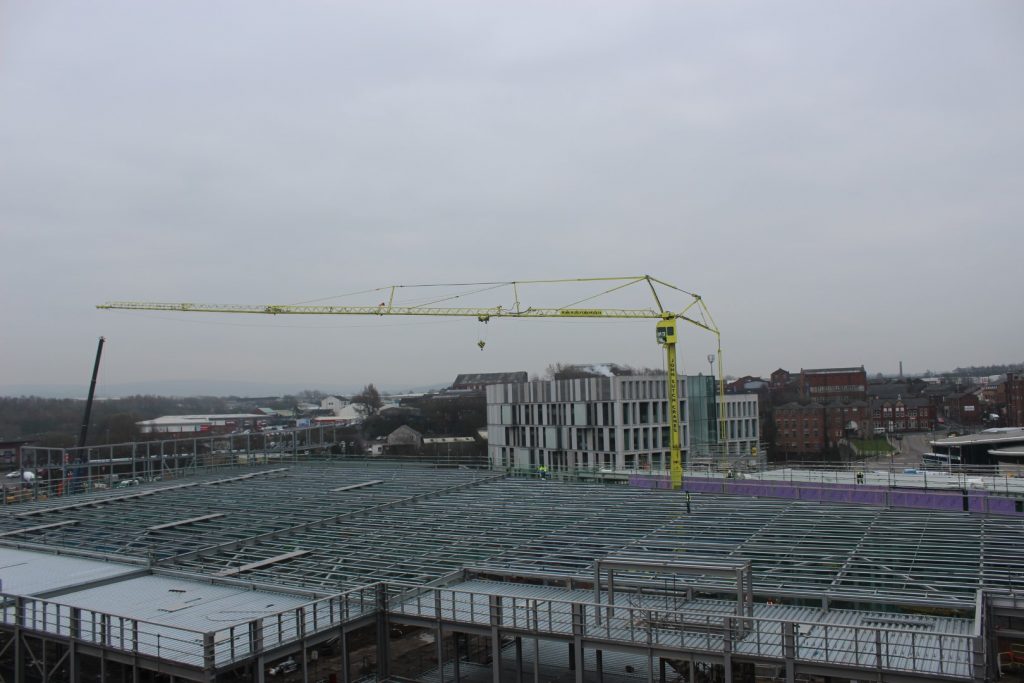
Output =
[
  {"x1": 1, "y1": 462, "x2": 1021, "y2": 608},
  {"x1": 391, "y1": 579, "x2": 975, "y2": 679},
  {"x1": 0, "y1": 460, "x2": 1020, "y2": 681}
]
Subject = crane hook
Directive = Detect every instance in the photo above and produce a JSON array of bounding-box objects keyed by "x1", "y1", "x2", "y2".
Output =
[{"x1": 477, "y1": 314, "x2": 490, "y2": 350}]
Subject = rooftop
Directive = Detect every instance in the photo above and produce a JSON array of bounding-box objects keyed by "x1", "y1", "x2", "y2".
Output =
[
  {"x1": 2, "y1": 462, "x2": 1021, "y2": 610},
  {"x1": 452, "y1": 372, "x2": 528, "y2": 385},
  {"x1": 801, "y1": 367, "x2": 865, "y2": 375},
  {"x1": 135, "y1": 414, "x2": 265, "y2": 426},
  {"x1": 931, "y1": 428, "x2": 1024, "y2": 447}
]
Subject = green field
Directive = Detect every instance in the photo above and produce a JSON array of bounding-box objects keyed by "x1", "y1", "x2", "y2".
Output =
[{"x1": 853, "y1": 436, "x2": 895, "y2": 453}]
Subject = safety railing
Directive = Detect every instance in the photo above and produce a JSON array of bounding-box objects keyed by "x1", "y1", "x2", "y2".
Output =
[
  {"x1": 507, "y1": 462, "x2": 1024, "y2": 494},
  {"x1": 0, "y1": 582, "x2": 979, "y2": 679},
  {"x1": 386, "y1": 585, "x2": 976, "y2": 679},
  {"x1": 209, "y1": 583, "x2": 380, "y2": 667},
  {"x1": 1, "y1": 594, "x2": 209, "y2": 667},
  {"x1": 0, "y1": 583, "x2": 381, "y2": 670}
]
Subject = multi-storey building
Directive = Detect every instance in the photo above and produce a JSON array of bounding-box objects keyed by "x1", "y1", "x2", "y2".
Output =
[
  {"x1": 799, "y1": 366, "x2": 868, "y2": 402},
  {"x1": 944, "y1": 391, "x2": 982, "y2": 425},
  {"x1": 773, "y1": 402, "x2": 826, "y2": 454},
  {"x1": 486, "y1": 375, "x2": 760, "y2": 472},
  {"x1": 870, "y1": 397, "x2": 936, "y2": 432},
  {"x1": 775, "y1": 400, "x2": 876, "y2": 455},
  {"x1": 823, "y1": 400, "x2": 871, "y2": 442},
  {"x1": 1006, "y1": 372, "x2": 1024, "y2": 427}
]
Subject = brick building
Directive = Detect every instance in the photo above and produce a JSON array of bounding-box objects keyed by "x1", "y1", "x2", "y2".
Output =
[
  {"x1": 871, "y1": 397, "x2": 936, "y2": 433},
  {"x1": 944, "y1": 392, "x2": 982, "y2": 425},
  {"x1": 774, "y1": 402, "x2": 825, "y2": 454},
  {"x1": 1007, "y1": 373, "x2": 1024, "y2": 427},
  {"x1": 800, "y1": 367, "x2": 868, "y2": 402},
  {"x1": 770, "y1": 368, "x2": 792, "y2": 391},
  {"x1": 824, "y1": 400, "x2": 871, "y2": 443}
]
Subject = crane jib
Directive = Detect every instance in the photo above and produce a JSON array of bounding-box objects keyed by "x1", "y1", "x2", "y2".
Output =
[{"x1": 96, "y1": 278, "x2": 727, "y2": 492}]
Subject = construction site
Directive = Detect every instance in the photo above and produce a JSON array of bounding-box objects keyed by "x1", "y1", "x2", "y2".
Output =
[
  {"x1": 1, "y1": 278, "x2": 1021, "y2": 682},
  {"x1": 0, "y1": 449, "x2": 1023, "y2": 683}
]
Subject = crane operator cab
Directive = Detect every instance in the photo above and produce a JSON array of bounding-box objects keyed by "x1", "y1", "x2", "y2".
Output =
[{"x1": 656, "y1": 318, "x2": 676, "y2": 345}]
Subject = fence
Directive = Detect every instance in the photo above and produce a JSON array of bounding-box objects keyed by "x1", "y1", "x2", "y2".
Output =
[
  {"x1": 2, "y1": 426, "x2": 492, "y2": 506},
  {"x1": 505, "y1": 461, "x2": 1024, "y2": 498},
  {"x1": 0, "y1": 578, "x2": 988, "y2": 680},
  {"x1": 0, "y1": 583, "x2": 380, "y2": 671},
  {"x1": 386, "y1": 584, "x2": 977, "y2": 680}
]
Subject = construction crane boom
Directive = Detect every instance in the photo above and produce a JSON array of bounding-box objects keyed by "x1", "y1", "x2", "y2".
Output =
[
  {"x1": 76, "y1": 336, "x2": 106, "y2": 449},
  {"x1": 98, "y1": 275, "x2": 725, "y2": 489},
  {"x1": 98, "y1": 301, "x2": 662, "y2": 318}
]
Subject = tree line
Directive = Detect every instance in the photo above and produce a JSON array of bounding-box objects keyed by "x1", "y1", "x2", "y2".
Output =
[
  {"x1": 0, "y1": 395, "x2": 229, "y2": 447},
  {"x1": 945, "y1": 363, "x2": 1024, "y2": 378}
]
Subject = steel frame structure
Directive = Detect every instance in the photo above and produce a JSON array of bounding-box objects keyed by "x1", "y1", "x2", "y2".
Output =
[
  {"x1": 1, "y1": 460, "x2": 1022, "y2": 682},
  {"x1": 1, "y1": 462, "x2": 1021, "y2": 608}
]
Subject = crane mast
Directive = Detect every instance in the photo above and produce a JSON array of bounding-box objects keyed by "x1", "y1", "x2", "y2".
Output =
[{"x1": 98, "y1": 275, "x2": 724, "y2": 490}]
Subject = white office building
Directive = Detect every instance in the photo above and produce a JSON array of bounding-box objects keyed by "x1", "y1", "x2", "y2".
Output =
[{"x1": 486, "y1": 375, "x2": 760, "y2": 473}]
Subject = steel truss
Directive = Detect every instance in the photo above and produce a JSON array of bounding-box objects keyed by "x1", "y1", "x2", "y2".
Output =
[{"x1": 1, "y1": 461, "x2": 1022, "y2": 682}]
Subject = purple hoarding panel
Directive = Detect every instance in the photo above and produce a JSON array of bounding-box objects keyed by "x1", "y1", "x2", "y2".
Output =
[
  {"x1": 627, "y1": 474, "x2": 1023, "y2": 516},
  {"x1": 987, "y1": 497, "x2": 1018, "y2": 514}
]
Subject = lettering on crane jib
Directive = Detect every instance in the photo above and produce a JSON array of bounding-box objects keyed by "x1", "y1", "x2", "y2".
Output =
[{"x1": 558, "y1": 309, "x2": 604, "y2": 316}]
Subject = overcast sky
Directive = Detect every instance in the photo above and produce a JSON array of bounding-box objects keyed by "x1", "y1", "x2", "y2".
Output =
[{"x1": 1, "y1": 0, "x2": 1022, "y2": 396}]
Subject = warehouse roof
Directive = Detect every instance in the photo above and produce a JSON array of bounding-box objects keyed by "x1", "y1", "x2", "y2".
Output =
[{"x1": 136, "y1": 413, "x2": 265, "y2": 425}]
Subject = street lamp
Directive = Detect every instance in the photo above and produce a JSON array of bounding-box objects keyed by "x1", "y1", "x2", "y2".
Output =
[{"x1": 707, "y1": 353, "x2": 719, "y2": 460}]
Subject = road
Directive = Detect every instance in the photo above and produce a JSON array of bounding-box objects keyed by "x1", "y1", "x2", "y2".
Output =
[{"x1": 894, "y1": 431, "x2": 936, "y2": 465}]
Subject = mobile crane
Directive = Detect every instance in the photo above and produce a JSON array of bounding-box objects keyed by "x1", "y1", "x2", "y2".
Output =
[{"x1": 98, "y1": 275, "x2": 723, "y2": 490}]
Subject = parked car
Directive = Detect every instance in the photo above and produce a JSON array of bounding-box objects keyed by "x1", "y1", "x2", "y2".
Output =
[
  {"x1": 269, "y1": 658, "x2": 298, "y2": 676},
  {"x1": 5, "y1": 469, "x2": 35, "y2": 483}
]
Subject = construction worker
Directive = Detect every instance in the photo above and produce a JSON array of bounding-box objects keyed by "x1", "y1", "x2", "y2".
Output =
[{"x1": 538, "y1": 464, "x2": 549, "y2": 480}]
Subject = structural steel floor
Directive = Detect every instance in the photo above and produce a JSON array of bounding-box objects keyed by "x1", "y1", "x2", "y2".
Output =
[
  {"x1": 394, "y1": 579, "x2": 974, "y2": 679},
  {"x1": 0, "y1": 462, "x2": 1020, "y2": 609}
]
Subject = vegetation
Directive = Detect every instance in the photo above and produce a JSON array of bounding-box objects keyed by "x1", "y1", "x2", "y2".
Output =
[
  {"x1": 351, "y1": 384, "x2": 383, "y2": 417},
  {"x1": 362, "y1": 395, "x2": 485, "y2": 440},
  {"x1": 0, "y1": 384, "x2": 488, "y2": 451},
  {"x1": 944, "y1": 363, "x2": 1023, "y2": 378},
  {"x1": 852, "y1": 436, "x2": 894, "y2": 454},
  {"x1": 0, "y1": 395, "x2": 229, "y2": 447}
]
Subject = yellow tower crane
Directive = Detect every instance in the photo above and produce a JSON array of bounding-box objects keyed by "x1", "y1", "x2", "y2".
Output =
[{"x1": 98, "y1": 275, "x2": 724, "y2": 490}]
